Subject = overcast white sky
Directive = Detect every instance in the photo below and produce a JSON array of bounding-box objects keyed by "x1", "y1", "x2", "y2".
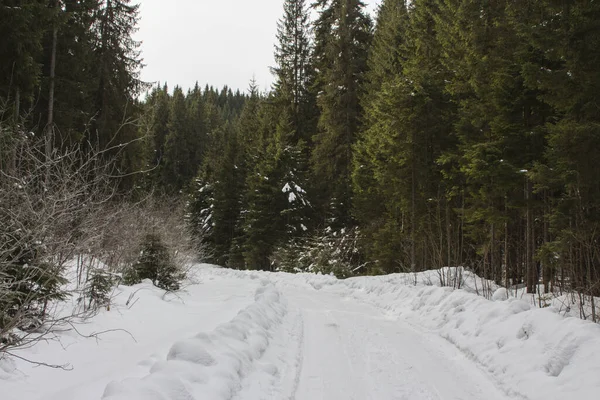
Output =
[{"x1": 136, "y1": 0, "x2": 381, "y2": 95}]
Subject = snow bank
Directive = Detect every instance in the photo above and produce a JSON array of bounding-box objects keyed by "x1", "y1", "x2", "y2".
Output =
[
  {"x1": 335, "y1": 273, "x2": 600, "y2": 400},
  {"x1": 102, "y1": 280, "x2": 286, "y2": 400}
]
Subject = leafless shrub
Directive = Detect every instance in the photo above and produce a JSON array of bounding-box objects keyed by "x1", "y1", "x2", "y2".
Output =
[
  {"x1": 82, "y1": 196, "x2": 206, "y2": 287},
  {"x1": 0, "y1": 129, "x2": 119, "y2": 356}
]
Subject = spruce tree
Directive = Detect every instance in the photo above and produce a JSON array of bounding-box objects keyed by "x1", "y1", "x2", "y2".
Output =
[
  {"x1": 148, "y1": 84, "x2": 171, "y2": 170},
  {"x1": 272, "y1": 0, "x2": 314, "y2": 240},
  {"x1": 519, "y1": 0, "x2": 600, "y2": 295},
  {"x1": 186, "y1": 83, "x2": 207, "y2": 172},
  {"x1": 354, "y1": 0, "x2": 456, "y2": 273},
  {"x1": 352, "y1": 0, "x2": 409, "y2": 272},
  {"x1": 310, "y1": 0, "x2": 373, "y2": 228},
  {"x1": 0, "y1": 0, "x2": 47, "y2": 122},
  {"x1": 235, "y1": 84, "x2": 274, "y2": 269},
  {"x1": 435, "y1": 0, "x2": 549, "y2": 286},
  {"x1": 273, "y1": 0, "x2": 313, "y2": 143},
  {"x1": 162, "y1": 86, "x2": 196, "y2": 192},
  {"x1": 36, "y1": 0, "x2": 100, "y2": 148},
  {"x1": 128, "y1": 233, "x2": 182, "y2": 291},
  {"x1": 195, "y1": 121, "x2": 245, "y2": 267},
  {"x1": 90, "y1": 0, "x2": 144, "y2": 187}
]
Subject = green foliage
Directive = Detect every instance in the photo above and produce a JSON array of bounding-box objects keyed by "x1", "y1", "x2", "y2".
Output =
[
  {"x1": 126, "y1": 233, "x2": 183, "y2": 291},
  {"x1": 162, "y1": 86, "x2": 195, "y2": 192},
  {"x1": 353, "y1": 0, "x2": 454, "y2": 273},
  {"x1": 81, "y1": 268, "x2": 114, "y2": 311},
  {"x1": 273, "y1": 227, "x2": 363, "y2": 279},
  {"x1": 0, "y1": 0, "x2": 48, "y2": 114},
  {"x1": 0, "y1": 235, "x2": 68, "y2": 331},
  {"x1": 186, "y1": 178, "x2": 215, "y2": 254},
  {"x1": 273, "y1": 0, "x2": 314, "y2": 144},
  {"x1": 146, "y1": 84, "x2": 171, "y2": 172},
  {"x1": 35, "y1": 0, "x2": 100, "y2": 145},
  {"x1": 310, "y1": 0, "x2": 373, "y2": 227}
]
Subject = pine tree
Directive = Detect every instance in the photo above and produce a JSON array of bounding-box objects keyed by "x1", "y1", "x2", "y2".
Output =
[
  {"x1": 435, "y1": 0, "x2": 549, "y2": 286},
  {"x1": 353, "y1": 0, "x2": 456, "y2": 273},
  {"x1": 162, "y1": 86, "x2": 197, "y2": 192},
  {"x1": 361, "y1": 0, "x2": 408, "y2": 101},
  {"x1": 82, "y1": 268, "x2": 113, "y2": 311},
  {"x1": 0, "y1": 0, "x2": 47, "y2": 122},
  {"x1": 187, "y1": 176, "x2": 215, "y2": 255},
  {"x1": 90, "y1": 0, "x2": 144, "y2": 186},
  {"x1": 235, "y1": 84, "x2": 275, "y2": 269},
  {"x1": 35, "y1": 0, "x2": 100, "y2": 148},
  {"x1": 352, "y1": 0, "x2": 409, "y2": 273},
  {"x1": 272, "y1": 0, "x2": 314, "y2": 240},
  {"x1": 277, "y1": 115, "x2": 312, "y2": 237},
  {"x1": 186, "y1": 82, "x2": 207, "y2": 172},
  {"x1": 310, "y1": 0, "x2": 373, "y2": 228},
  {"x1": 185, "y1": 87, "x2": 250, "y2": 266},
  {"x1": 1, "y1": 229, "x2": 68, "y2": 331},
  {"x1": 194, "y1": 121, "x2": 245, "y2": 267},
  {"x1": 127, "y1": 233, "x2": 182, "y2": 291},
  {"x1": 148, "y1": 84, "x2": 170, "y2": 173},
  {"x1": 241, "y1": 142, "x2": 284, "y2": 269},
  {"x1": 520, "y1": 0, "x2": 600, "y2": 295},
  {"x1": 273, "y1": 0, "x2": 313, "y2": 143}
]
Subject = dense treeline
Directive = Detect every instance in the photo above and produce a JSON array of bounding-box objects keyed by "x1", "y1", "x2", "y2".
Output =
[
  {"x1": 0, "y1": 0, "x2": 145, "y2": 173},
  {"x1": 351, "y1": 0, "x2": 600, "y2": 299},
  {"x1": 182, "y1": 0, "x2": 600, "y2": 302},
  {"x1": 2, "y1": 0, "x2": 600, "y2": 340}
]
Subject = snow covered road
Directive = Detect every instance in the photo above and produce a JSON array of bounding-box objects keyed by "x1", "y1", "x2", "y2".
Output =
[
  {"x1": 3, "y1": 265, "x2": 600, "y2": 400},
  {"x1": 277, "y1": 285, "x2": 509, "y2": 400}
]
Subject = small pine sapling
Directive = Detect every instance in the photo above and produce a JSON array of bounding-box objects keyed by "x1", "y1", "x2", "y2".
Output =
[
  {"x1": 126, "y1": 233, "x2": 183, "y2": 291},
  {"x1": 82, "y1": 268, "x2": 114, "y2": 311}
]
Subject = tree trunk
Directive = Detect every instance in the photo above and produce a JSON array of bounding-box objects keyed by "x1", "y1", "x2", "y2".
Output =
[
  {"x1": 411, "y1": 144, "x2": 416, "y2": 272},
  {"x1": 526, "y1": 178, "x2": 535, "y2": 293},
  {"x1": 45, "y1": 18, "x2": 58, "y2": 163},
  {"x1": 9, "y1": 88, "x2": 20, "y2": 172},
  {"x1": 542, "y1": 190, "x2": 551, "y2": 293},
  {"x1": 504, "y1": 196, "x2": 509, "y2": 289}
]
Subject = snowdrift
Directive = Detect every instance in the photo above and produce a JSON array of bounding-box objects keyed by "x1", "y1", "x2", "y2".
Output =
[{"x1": 102, "y1": 279, "x2": 286, "y2": 400}]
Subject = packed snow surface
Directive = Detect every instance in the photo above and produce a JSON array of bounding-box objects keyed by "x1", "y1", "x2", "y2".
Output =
[{"x1": 2, "y1": 265, "x2": 600, "y2": 399}]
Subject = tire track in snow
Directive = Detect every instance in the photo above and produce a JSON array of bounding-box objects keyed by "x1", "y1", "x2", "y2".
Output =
[
  {"x1": 288, "y1": 310, "x2": 304, "y2": 400},
  {"x1": 231, "y1": 300, "x2": 306, "y2": 400},
  {"x1": 279, "y1": 283, "x2": 512, "y2": 400}
]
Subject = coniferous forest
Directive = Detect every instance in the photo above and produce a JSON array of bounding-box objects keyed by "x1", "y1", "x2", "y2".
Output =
[{"x1": 2, "y1": 0, "x2": 600, "y2": 346}]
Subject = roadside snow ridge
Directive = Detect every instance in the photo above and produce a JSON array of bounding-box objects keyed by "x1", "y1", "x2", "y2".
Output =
[{"x1": 102, "y1": 280, "x2": 286, "y2": 400}]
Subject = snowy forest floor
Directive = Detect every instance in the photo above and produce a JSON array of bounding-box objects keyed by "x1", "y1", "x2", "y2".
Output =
[{"x1": 1, "y1": 265, "x2": 599, "y2": 400}]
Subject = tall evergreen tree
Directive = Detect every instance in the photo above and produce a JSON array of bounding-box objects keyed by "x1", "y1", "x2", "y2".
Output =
[
  {"x1": 91, "y1": 0, "x2": 144, "y2": 184},
  {"x1": 186, "y1": 83, "x2": 208, "y2": 170},
  {"x1": 354, "y1": 0, "x2": 457, "y2": 273},
  {"x1": 0, "y1": 0, "x2": 47, "y2": 121},
  {"x1": 310, "y1": 0, "x2": 372, "y2": 228},
  {"x1": 148, "y1": 84, "x2": 170, "y2": 171},
  {"x1": 519, "y1": 0, "x2": 600, "y2": 295},
  {"x1": 162, "y1": 86, "x2": 193, "y2": 192},
  {"x1": 272, "y1": 0, "x2": 312, "y2": 143},
  {"x1": 36, "y1": 0, "x2": 100, "y2": 149},
  {"x1": 352, "y1": 0, "x2": 410, "y2": 272},
  {"x1": 435, "y1": 0, "x2": 549, "y2": 286},
  {"x1": 272, "y1": 0, "x2": 314, "y2": 239},
  {"x1": 240, "y1": 103, "x2": 284, "y2": 270}
]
